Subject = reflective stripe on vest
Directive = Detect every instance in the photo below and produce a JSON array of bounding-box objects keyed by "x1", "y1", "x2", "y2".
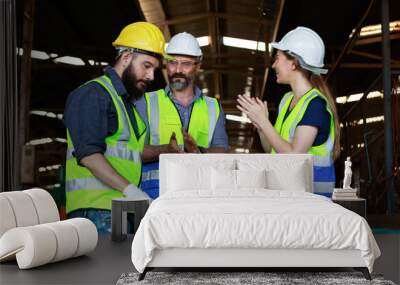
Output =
[
  {"x1": 65, "y1": 75, "x2": 146, "y2": 212},
  {"x1": 272, "y1": 88, "x2": 336, "y2": 193},
  {"x1": 145, "y1": 89, "x2": 220, "y2": 147},
  {"x1": 141, "y1": 89, "x2": 220, "y2": 198}
]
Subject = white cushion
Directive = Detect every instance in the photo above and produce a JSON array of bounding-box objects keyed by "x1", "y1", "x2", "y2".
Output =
[
  {"x1": 166, "y1": 159, "x2": 236, "y2": 191},
  {"x1": 236, "y1": 169, "x2": 267, "y2": 189},
  {"x1": 0, "y1": 191, "x2": 39, "y2": 227},
  {"x1": 0, "y1": 196, "x2": 17, "y2": 237},
  {"x1": 211, "y1": 168, "x2": 237, "y2": 190},
  {"x1": 24, "y1": 188, "x2": 60, "y2": 224},
  {"x1": 265, "y1": 168, "x2": 307, "y2": 191},
  {"x1": 65, "y1": 218, "x2": 98, "y2": 257},
  {"x1": 167, "y1": 162, "x2": 211, "y2": 191},
  {"x1": 42, "y1": 221, "x2": 79, "y2": 262},
  {"x1": 0, "y1": 218, "x2": 98, "y2": 269},
  {"x1": 0, "y1": 226, "x2": 57, "y2": 269},
  {"x1": 238, "y1": 159, "x2": 310, "y2": 192}
]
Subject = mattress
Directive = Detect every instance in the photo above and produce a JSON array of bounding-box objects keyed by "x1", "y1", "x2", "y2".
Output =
[{"x1": 131, "y1": 190, "x2": 380, "y2": 273}]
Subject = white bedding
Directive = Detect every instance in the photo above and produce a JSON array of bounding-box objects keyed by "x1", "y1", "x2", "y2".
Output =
[{"x1": 131, "y1": 190, "x2": 380, "y2": 273}]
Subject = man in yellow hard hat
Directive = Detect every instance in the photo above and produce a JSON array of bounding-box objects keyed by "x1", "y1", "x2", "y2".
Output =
[{"x1": 63, "y1": 22, "x2": 165, "y2": 233}]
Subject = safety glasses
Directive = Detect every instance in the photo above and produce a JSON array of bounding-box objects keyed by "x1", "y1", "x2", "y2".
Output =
[{"x1": 166, "y1": 60, "x2": 199, "y2": 69}]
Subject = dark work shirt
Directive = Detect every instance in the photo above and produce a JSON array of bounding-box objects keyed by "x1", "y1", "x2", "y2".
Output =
[
  {"x1": 282, "y1": 97, "x2": 330, "y2": 146},
  {"x1": 63, "y1": 67, "x2": 142, "y2": 163}
]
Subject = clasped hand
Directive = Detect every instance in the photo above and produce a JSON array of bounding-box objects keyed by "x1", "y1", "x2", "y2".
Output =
[
  {"x1": 168, "y1": 130, "x2": 200, "y2": 153},
  {"x1": 236, "y1": 94, "x2": 269, "y2": 129}
]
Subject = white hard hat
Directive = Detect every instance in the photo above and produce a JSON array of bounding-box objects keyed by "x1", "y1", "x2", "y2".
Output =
[
  {"x1": 269, "y1": 26, "x2": 327, "y2": 74},
  {"x1": 166, "y1": 32, "x2": 203, "y2": 59}
]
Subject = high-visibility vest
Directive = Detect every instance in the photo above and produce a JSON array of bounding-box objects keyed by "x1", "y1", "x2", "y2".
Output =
[
  {"x1": 144, "y1": 89, "x2": 220, "y2": 147},
  {"x1": 141, "y1": 89, "x2": 220, "y2": 198},
  {"x1": 65, "y1": 75, "x2": 146, "y2": 213},
  {"x1": 272, "y1": 88, "x2": 336, "y2": 194}
]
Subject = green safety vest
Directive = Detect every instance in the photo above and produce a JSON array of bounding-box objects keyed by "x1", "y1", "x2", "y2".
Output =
[
  {"x1": 144, "y1": 89, "x2": 220, "y2": 148},
  {"x1": 272, "y1": 88, "x2": 336, "y2": 193},
  {"x1": 65, "y1": 75, "x2": 146, "y2": 213}
]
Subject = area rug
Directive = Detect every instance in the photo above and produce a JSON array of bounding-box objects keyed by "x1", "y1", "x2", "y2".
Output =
[{"x1": 116, "y1": 271, "x2": 396, "y2": 285}]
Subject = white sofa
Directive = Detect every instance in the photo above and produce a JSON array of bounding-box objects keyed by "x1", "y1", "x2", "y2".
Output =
[{"x1": 0, "y1": 188, "x2": 98, "y2": 269}]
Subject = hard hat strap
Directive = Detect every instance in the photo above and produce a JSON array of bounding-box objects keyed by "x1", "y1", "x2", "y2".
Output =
[{"x1": 285, "y1": 50, "x2": 328, "y2": 75}]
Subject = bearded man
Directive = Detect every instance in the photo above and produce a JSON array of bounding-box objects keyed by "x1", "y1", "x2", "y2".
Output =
[
  {"x1": 63, "y1": 22, "x2": 166, "y2": 233},
  {"x1": 136, "y1": 32, "x2": 228, "y2": 199}
]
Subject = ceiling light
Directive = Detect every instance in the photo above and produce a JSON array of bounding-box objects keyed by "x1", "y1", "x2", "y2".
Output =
[
  {"x1": 31, "y1": 50, "x2": 50, "y2": 60},
  {"x1": 350, "y1": 20, "x2": 400, "y2": 38},
  {"x1": 222, "y1": 36, "x2": 266, "y2": 51},
  {"x1": 196, "y1": 36, "x2": 210, "y2": 47},
  {"x1": 54, "y1": 56, "x2": 85, "y2": 66}
]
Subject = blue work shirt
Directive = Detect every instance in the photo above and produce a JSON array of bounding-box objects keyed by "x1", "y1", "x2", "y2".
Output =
[
  {"x1": 135, "y1": 86, "x2": 229, "y2": 149},
  {"x1": 63, "y1": 67, "x2": 145, "y2": 163}
]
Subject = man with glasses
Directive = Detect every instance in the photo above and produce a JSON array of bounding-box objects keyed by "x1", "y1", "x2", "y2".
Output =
[
  {"x1": 136, "y1": 32, "x2": 229, "y2": 199},
  {"x1": 63, "y1": 22, "x2": 165, "y2": 233}
]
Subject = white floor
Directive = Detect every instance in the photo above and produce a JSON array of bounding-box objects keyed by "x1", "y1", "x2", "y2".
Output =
[{"x1": 373, "y1": 233, "x2": 400, "y2": 284}]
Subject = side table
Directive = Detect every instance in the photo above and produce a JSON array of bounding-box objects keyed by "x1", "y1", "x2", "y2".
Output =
[
  {"x1": 111, "y1": 198, "x2": 149, "y2": 241},
  {"x1": 332, "y1": 197, "x2": 366, "y2": 219}
]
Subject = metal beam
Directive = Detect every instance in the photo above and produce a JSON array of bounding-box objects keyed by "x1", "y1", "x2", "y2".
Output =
[
  {"x1": 19, "y1": 0, "x2": 35, "y2": 188},
  {"x1": 261, "y1": 0, "x2": 285, "y2": 97},
  {"x1": 350, "y1": 49, "x2": 400, "y2": 64},
  {"x1": 203, "y1": 52, "x2": 267, "y2": 60},
  {"x1": 201, "y1": 62, "x2": 265, "y2": 70},
  {"x1": 213, "y1": 12, "x2": 271, "y2": 26},
  {"x1": 325, "y1": 63, "x2": 400, "y2": 69},
  {"x1": 326, "y1": 0, "x2": 376, "y2": 82},
  {"x1": 155, "y1": 12, "x2": 272, "y2": 27},
  {"x1": 381, "y1": 0, "x2": 396, "y2": 214},
  {"x1": 0, "y1": 0, "x2": 19, "y2": 191},
  {"x1": 137, "y1": 0, "x2": 171, "y2": 40},
  {"x1": 206, "y1": 0, "x2": 221, "y2": 99},
  {"x1": 203, "y1": 69, "x2": 263, "y2": 79},
  {"x1": 355, "y1": 33, "x2": 400, "y2": 46}
]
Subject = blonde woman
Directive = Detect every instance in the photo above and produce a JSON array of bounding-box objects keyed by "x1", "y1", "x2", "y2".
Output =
[{"x1": 237, "y1": 27, "x2": 340, "y2": 196}]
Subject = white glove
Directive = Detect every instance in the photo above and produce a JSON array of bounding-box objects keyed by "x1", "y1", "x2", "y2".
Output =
[{"x1": 122, "y1": 184, "x2": 151, "y2": 201}]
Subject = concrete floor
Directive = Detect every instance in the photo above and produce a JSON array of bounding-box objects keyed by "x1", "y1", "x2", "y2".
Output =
[{"x1": 373, "y1": 232, "x2": 400, "y2": 284}]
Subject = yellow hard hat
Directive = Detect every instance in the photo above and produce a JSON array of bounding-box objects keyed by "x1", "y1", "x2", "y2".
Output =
[{"x1": 112, "y1": 22, "x2": 166, "y2": 58}]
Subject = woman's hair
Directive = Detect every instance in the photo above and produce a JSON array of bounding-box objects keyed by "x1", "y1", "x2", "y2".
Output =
[{"x1": 284, "y1": 52, "x2": 341, "y2": 160}]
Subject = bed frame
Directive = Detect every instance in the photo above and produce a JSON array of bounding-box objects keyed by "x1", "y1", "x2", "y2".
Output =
[{"x1": 138, "y1": 154, "x2": 371, "y2": 280}]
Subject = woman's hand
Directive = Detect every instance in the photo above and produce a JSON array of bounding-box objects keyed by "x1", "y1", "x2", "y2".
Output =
[{"x1": 236, "y1": 94, "x2": 269, "y2": 129}]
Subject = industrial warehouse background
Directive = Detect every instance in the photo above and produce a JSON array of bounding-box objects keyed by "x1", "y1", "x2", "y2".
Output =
[{"x1": 0, "y1": 0, "x2": 399, "y2": 284}]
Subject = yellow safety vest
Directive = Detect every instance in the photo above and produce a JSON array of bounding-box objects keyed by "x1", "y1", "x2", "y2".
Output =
[
  {"x1": 144, "y1": 89, "x2": 220, "y2": 148},
  {"x1": 272, "y1": 88, "x2": 336, "y2": 193},
  {"x1": 65, "y1": 75, "x2": 146, "y2": 213}
]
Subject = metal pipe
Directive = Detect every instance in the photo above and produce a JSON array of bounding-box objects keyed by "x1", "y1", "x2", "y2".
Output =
[
  {"x1": 341, "y1": 73, "x2": 382, "y2": 121},
  {"x1": 326, "y1": 0, "x2": 376, "y2": 82},
  {"x1": 381, "y1": 0, "x2": 396, "y2": 214}
]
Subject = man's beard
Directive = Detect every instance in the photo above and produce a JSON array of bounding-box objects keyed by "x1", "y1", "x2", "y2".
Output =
[
  {"x1": 168, "y1": 73, "x2": 193, "y2": 91},
  {"x1": 121, "y1": 62, "x2": 149, "y2": 100}
]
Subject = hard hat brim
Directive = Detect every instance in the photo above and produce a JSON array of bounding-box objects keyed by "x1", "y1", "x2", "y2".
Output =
[{"x1": 269, "y1": 42, "x2": 328, "y2": 75}]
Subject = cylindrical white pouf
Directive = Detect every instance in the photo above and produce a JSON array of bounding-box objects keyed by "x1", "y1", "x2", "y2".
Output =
[
  {"x1": 42, "y1": 221, "x2": 79, "y2": 262},
  {"x1": 65, "y1": 218, "x2": 98, "y2": 257},
  {"x1": 0, "y1": 192, "x2": 39, "y2": 227},
  {"x1": 24, "y1": 188, "x2": 60, "y2": 224},
  {"x1": 0, "y1": 226, "x2": 57, "y2": 269},
  {"x1": 0, "y1": 196, "x2": 17, "y2": 237}
]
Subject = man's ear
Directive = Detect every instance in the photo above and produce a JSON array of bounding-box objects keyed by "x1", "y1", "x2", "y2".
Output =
[
  {"x1": 195, "y1": 62, "x2": 202, "y2": 71},
  {"x1": 120, "y1": 52, "x2": 132, "y2": 68}
]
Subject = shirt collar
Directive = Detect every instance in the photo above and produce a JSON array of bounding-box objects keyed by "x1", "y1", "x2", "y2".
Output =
[
  {"x1": 165, "y1": 85, "x2": 203, "y2": 105},
  {"x1": 104, "y1": 66, "x2": 129, "y2": 98}
]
